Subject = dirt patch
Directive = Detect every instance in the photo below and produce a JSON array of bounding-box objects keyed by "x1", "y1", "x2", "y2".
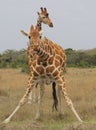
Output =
[
  {"x1": 0, "y1": 122, "x2": 48, "y2": 130},
  {"x1": 62, "y1": 123, "x2": 96, "y2": 130},
  {"x1": 0, "y1": 89, "x2": 9, "y2": 97}
]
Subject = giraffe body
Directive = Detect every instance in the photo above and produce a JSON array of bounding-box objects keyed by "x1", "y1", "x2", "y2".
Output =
[
  {"x1": 3, "y1": 25, "x2": 82, "y2": 124},
  {"x1": 20, "y1": 26, "x2": 82, "y2": 122}
]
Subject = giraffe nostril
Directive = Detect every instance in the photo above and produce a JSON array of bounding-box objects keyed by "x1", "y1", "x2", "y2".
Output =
[{"x1": 50, "y1": 23, "x2": 53, "y2": 27}]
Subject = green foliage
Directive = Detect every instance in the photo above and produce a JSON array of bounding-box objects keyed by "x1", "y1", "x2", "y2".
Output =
[
  {"x1": 0, "y1": 48, "x2": 96, "y2": 72},
  {"x1": 21, "y1": 64, "x2": 30, "y2": 74},
  {"x1": 65, "y1": 48, "x2": 96, "y2": 68},
  {"x1": 0, "y1": 49, "x2": 28, "y2": 69}
]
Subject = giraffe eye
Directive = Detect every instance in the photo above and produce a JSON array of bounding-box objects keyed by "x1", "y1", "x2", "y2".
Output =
[
  {"x1": 46, "y1": 13, "x2": 49, "y2": 17},
  {"x1": 28, "y1": 36, "x2": 31, "y2": 39},
  {"x1": 42, "y1": 16, "x2": 46, "y2": 19}
]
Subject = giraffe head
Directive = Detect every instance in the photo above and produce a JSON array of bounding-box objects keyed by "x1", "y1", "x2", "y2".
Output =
[
  {"x1": 37, "y1": 7, "x2": 53, "y2": 27},
  {"x1": 21, "y1": 25, "x2": 41, "y2": 46}
]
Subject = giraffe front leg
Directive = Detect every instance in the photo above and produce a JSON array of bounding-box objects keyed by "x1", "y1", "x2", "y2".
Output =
[
  {"x1": 35, "y1": 82, "x2": 45, "y2": 120},
  {"x1": 2, "y1": 76, "x2": 34, "y2": 124},
  {"x1": 58, "y1": 76, "x2": 83, "y2": 122}
]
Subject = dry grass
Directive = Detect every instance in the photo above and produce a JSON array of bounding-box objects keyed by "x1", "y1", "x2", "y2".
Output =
[{"x1": 0, "y1": 68, "x2": 96, "y2": 130}]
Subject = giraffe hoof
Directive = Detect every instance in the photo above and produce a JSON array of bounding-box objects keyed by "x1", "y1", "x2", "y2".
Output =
[
  {"x1": 59, "y1": 110, "x2": 64, "y2": 116},
  {"x1": 79, "y1": 119, "x2": 83, "y2": 123},
  {"x1": 28, "y1": 100, "x2": 32, "y2": 104},
  {"x1": 35, "y1": 114, "x2": 40, "y2": 120},
  {"x1": 2, "y1": 119, "x2": 10, "y2": 124}
]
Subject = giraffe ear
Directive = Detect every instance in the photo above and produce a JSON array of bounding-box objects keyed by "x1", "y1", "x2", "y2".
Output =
[
  {"x1": 21, "y1": 30, "x2": 29, "y2": 36},
  {"x1": 37, "y1": 12, "x2": 40, "y2": 15},
  {"x1": 30, "y1": 25, "x2": 34, "y2": 32}
]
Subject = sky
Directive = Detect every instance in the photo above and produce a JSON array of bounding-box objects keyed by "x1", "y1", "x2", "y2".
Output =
[{"x1": 0, "y1": 0, "x2": 96, "y2": 53}]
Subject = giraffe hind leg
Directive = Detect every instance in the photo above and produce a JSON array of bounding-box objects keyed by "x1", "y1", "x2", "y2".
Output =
[
  {"x1": 35, "y1": 82, "x2": 45, "y2": 120},
  {"x1": 28, "y1": 84, "x2": 38, "y2": 104},
  {"x1": 28, "y1": 90, "x2": 33, "y2": 104},
  {"x1": 58, "y1": 86, "x2": 64, "y2": 115}
]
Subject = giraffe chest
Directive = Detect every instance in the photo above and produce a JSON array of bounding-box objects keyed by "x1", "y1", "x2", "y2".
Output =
[
  {"x1": 32, "y1": 62, "x2": 60, "y2": 80},
  {"x1": 29, "y1": 53, "x2": 62, "y2": 78},
  {"x1": 30, "y1": 63, "x2": 64, "y2": 78}
]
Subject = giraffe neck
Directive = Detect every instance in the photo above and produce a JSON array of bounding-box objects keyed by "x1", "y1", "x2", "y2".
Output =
[
  {"x1": 33, "y1": 38, "x2": 54, "y2": 61},
  {"x1": 32, "y1": 37, "x2": 67, "y2": 73},
  {"x1": 37, "y1": 18, "x2": 42, "y2": 31}
]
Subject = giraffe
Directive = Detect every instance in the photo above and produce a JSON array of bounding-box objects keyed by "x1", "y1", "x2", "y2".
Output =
[
  {"x1": 22, "y1": 7, "x2": 53, "y2": 37},
  {"x1": 37, "y1": 7, "x2": 53, "y2": 29},
  {"x1": 3, "y1": 25, "x2": 82, "y2": 124},
  {"x1": 22, "y1": 7, "x2": 58, "y2": 111}
]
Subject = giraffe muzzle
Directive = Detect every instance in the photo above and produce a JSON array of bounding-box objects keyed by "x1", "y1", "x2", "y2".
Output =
[{"x1": 49, "y1": 23, "x2": 53, "y2": 27}]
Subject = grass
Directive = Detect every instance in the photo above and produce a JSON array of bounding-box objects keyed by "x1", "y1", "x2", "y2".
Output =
[{"x1": 0, "y1": 68, "x2": 96, "y2": 130}]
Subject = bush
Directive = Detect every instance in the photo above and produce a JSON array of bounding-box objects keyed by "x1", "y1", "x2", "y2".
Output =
[{"x1": 0, "y1": 48, "x2": 96, "y2": 72}]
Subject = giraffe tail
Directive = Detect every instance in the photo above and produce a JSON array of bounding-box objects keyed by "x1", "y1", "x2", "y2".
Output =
[{"x1": 52, "y1": 82, "x2": 58, "y2": 111}]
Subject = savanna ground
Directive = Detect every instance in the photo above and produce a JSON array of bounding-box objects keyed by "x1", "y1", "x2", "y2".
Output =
[{"x1": 0, "y1": 68, "x2": 96, "y2": 130}]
